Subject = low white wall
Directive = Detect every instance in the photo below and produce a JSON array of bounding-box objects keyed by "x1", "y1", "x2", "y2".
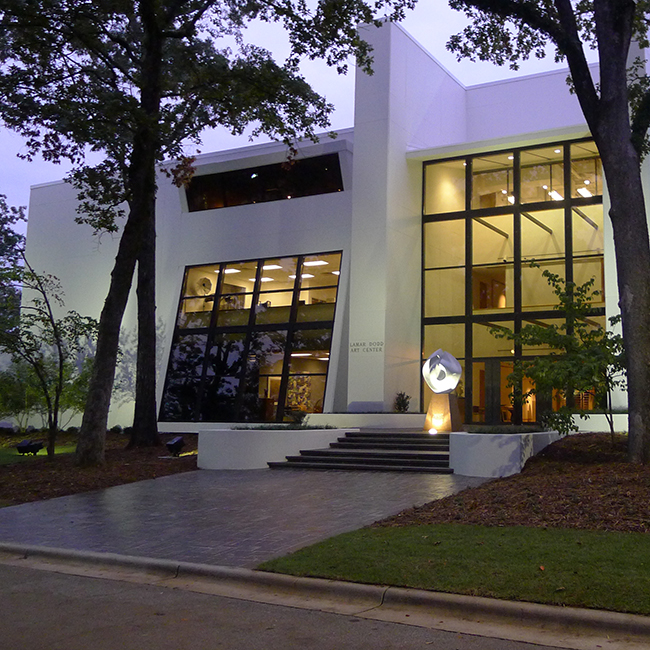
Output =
[
  {"x1": 307, "y1": 413, "x2": 426, "y2": 429},
  {"x1": 198, "y1": 428, "x2": 346, "y2": 470},
  {"x1": 572, "y1": 413, "x2": 628, "y2": 432},
  {"x1": 449, "y1": 431, "x2": 560, "y2": 478}
]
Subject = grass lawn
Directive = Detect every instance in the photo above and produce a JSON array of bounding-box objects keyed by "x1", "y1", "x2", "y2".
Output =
[{"x1": 258, "y1": 523, "x2": 650, "y2": 615}]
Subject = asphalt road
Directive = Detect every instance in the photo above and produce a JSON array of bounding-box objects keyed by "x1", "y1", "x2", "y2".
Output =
[{"x1": 2, "y1": 563, "x2": 563, "y2": 650}]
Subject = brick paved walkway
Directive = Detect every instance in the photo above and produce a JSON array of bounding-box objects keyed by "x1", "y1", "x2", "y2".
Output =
[{"x1": 0, "y1": 469, "x2": 487, "y2": 567}]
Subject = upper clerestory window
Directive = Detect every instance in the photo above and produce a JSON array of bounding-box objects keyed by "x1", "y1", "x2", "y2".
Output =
[{"x1": 186, "y1": 153, "x2": 344, "y2": 212}]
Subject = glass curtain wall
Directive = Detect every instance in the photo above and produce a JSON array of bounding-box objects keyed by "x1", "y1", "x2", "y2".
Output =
[
  {"x1": 423, "y1": 140, "x2": 604, "y2": 423},
  {"x1": 161, "y1": 251, "x2": 342, "y2": 422}
]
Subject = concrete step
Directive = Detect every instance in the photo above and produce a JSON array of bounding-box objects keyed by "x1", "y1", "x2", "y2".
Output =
[{"x1": 267, "y1": 461, "x2": 454, "y2": 473}]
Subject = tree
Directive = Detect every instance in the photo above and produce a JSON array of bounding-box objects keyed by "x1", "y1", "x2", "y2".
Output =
[
  {"x1": 0, "y1": 0, "x2": 411, "y2": 465},
  {"x1": 0, "y1": 195, "x2": 98, "y2": 456},
  {"x1": 492, "y1": 268, "x2": 626, "y2": 437},
  {"x1": 447, "y1": 0, "x2": 650, "y2": 462}
]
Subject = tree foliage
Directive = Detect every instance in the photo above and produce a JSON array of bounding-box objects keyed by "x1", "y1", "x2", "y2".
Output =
[
  {"x1": 0, "y1": 0, "x2": 414, "y2": 464},
  {"x1": 0, "y1": 195, "x2": 97, "y2": 455},
  {"x1": 492, "y1": 268, "x2": 626, "y2": 436},
  {"x1": 447, "y1": 0, "x2": 650, "y2": 462}
]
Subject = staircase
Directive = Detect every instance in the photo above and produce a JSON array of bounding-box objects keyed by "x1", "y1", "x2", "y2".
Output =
[{"x1": 268, "y1": 428, "x2": 453, "y2": 473}]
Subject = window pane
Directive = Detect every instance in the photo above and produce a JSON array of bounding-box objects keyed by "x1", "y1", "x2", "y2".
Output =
[
  {"x1": 573, "y1": 257, "x2": 605, "y2": 306},
  {"x1": 520, "y1": 317, "x2": 565, "y2": 355},
  {"x1": 159, "y1": 334, "x2": 207, "y2": 421},
  {"x1": 424, "y1": 159, "x2": 466, "y2": 214},
  {"x1": 259, "y1": 257, "x2": 298, "y2": 290},
  {"x1": 298, "y1": 252, "x2": 342, "y2": 289},
  {"x1": 177, "y1": 298, "x2": 214, "y2": 329},
  {"x1": 472, "y1": 214, "x2": 513, "y2": 265},
  {"x1": 285, "y1": 375, "x2": 327, "y2": 415},
  {"x1": 520, "y1": 146, "x2": 564, "y2": 204},
  {"x1": 522, "y1": 261, "x2": 565, "y2": 310},
  {"x1": 424, "y1": 268, "x2": 465, "y2": 317},
  {"x1": 521, "y1": 208, "x2": 565, "y2": 262},
  {"x1": 248, "y1": 330, "x2": 287, "y2": 375},
  {"x1": 182, "y1": 265, "x2": 220, "y2": 298},
  {"x1": 473, "y1": 321, "x2": 514, "y2": 357},
  {"x1": 424, "y1": 219, "x2": 465, "y2": 268},
  {"x1": 297, "y1": 287, "x2": 337, "y2": 322},
  {"x1": 289, "y1": 329, "x2": 332, "y2": 373},
  {"x1": 255, "y1": 291, "x2": 293, "y2": 324},
  {"x1": 472, "y1": 265, "x2": 512, "y2": 311},
  {"x1": 423, "y1": 323, "x2": 465, "y2": 359},
  {"x1": 472, "y1": 153, "x2": 514, "y2": 209},
  {"x1": 573, "y1": 205, "x2": 604, "y2": 257},
  {"x1": 571, "y1": 141, "x2": 602, "y2": 198}
]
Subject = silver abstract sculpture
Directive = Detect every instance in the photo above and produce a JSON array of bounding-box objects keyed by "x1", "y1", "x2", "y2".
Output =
[{"x1": 422, "y1": 349, "x2": 462, "y2": 394}]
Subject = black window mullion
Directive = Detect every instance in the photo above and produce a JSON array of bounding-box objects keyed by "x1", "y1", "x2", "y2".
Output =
[
  {"x1": 512, "y1": 151, "x2": 523, "y2": 425},
  {"x1": 276, "y1": 257, "x2": 304, "y2": 421},
  {"x1": 465, "y1": 157, "x2": 473, "y2": 423}
]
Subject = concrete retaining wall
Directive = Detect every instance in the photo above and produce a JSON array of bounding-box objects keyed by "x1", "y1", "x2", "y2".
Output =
[
  {"x1": 449, "y1": 431, "x2": 560, "y2": 478},
  {"x1": 198, "y1": 428, "x2": 346, "y2": 470}
]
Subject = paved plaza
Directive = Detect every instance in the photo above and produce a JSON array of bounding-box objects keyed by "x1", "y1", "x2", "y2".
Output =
[{"x1": 0, "y1": 468, "x2": 486, "y2": 567}]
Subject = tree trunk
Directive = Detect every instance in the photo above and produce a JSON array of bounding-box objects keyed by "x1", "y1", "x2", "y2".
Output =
[
  {"x1": 130, "y1": 197, "x2": 160, "y2": 447},
  {"x1": 600, "y1": 148, "x2": 650, "y2": 463},
  {"x1": 75, "y1": 0, "x2": 164, "y2": 466},
  {"x1": 74, "y1": 204, "x2": 145, "y2": 466}
]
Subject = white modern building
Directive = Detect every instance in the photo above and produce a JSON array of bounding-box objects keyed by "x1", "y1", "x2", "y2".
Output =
[{"x1": 25, "y1": 22, "x2": 619, "y2": 431}]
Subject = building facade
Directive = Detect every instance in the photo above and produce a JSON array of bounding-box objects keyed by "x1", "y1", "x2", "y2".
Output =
[{"x1": 25, "y1": 22, "x2": 624, "y2": 430}]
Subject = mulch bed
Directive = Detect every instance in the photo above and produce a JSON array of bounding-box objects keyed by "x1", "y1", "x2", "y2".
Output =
[
  {"x1": 374, "y1": 433, "x2": 650, "y2": 534},
  {"x1": 0, "y1": 432, "x2": 197, "y2": 507}
]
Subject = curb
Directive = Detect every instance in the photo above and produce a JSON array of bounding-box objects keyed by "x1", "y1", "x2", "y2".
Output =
[{"x1": 2, "y1": 542, "x2": 650, "y2": 646}]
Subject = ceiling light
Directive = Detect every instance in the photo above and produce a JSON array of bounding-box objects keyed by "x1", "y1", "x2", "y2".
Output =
[
  {"x1": 584, "y1": 179, "x2": 591, "y2": 185},
  {"x1": 291, "y1": 353, "x2": 311, "y2": 357},
  {"x1": 250, "y1": 173, "x2": 258, "y2": 179},
  {"x1": 501, "y1": 189, "x2": 507, "y2": 195},
  {"x1": 289, "y1": 273, "x2": 315, "y2": 279},
  {"x1": 549, "y1": 190, "x2": 564, "y2": 201},
  {"x1": 332, "y1": 271, "x2": 340, "y2": 276},
  {"x1": 577, "y1": 187, "x2": 593, "y2": 198},
  {"x1": 542, "y1": 185, "x2": 548, "y2": 190},
  {"x1": 262, "y1": 264, "x2": 282, "y2": 270},
  {"x1": 508, "y1": 155, "x2": 514, "y2": 160},
  {"x1": 507, "y1": 196, "x2": 515, "y2": 204},
  {"x1": 303, "y1": 260, "x2": 328, "y2": 267},
  {"x1": 554, "y1": 149, "x2": 561, "y2": 154},
  {"x1": 224, "y1": 269, "x2": 240, "y2": 274}
]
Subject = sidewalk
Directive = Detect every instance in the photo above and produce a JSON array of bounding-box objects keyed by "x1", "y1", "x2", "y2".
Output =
[{"x1": 0, "y1": 468, "x2": 486, "y2": 567}]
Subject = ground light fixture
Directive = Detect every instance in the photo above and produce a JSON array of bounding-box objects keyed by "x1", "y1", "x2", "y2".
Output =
[{"x1": 166, "y1": 436, "x2": 185, "y2": 457}]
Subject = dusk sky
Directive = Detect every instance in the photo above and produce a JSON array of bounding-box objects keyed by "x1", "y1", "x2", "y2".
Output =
[{"x1": 0, "y1": 3, "x2": 588, "y2": 216}]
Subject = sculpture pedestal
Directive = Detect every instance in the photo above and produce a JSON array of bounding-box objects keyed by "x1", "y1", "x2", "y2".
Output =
[{"x1": 424, "y1": 393, "x2": 462, "y2": 433}]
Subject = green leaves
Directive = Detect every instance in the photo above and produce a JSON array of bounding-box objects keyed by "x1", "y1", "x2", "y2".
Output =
[{"x1": 490, "y1": 266, "x2": 625, "y2": 436}]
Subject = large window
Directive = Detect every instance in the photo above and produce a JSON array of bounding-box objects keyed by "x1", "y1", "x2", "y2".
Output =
[
  {"x1": 186, "y1": 153, "x2": 344, "y2": 212},
  {"x1": 422, "y1": 139, "x2": 604, "y2": 424},
  {"x1": 160, "y1": 251, "x2": 342, "y2": 422}
]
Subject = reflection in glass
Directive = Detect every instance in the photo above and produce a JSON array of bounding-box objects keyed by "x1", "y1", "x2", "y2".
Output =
[
  {"x1": 162, "y1": 251, "x2": 341, "y2": 422},
  {"x1": 160, "y1": 334, "x2": 207, "y2": 421}
]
